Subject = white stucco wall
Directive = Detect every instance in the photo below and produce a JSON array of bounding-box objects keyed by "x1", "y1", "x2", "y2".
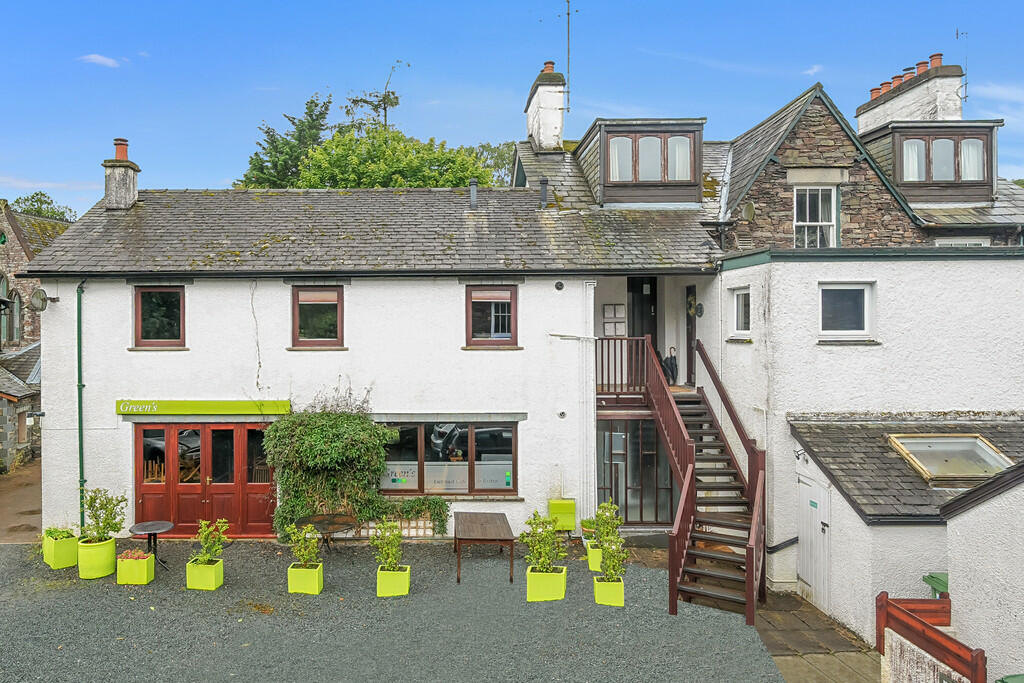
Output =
[
  {"x1": 947, "y1": 484, "x2": 1024, "y2": 680},
  {"x1": 526, "y1": 83, "x2": 564, "y2": 150},
  {"x1": 40, "y1": 276, "x2": 596, "y2": 535},
  {"x1": 857, "y1": 74, "x2": 963, "y2": 133}
]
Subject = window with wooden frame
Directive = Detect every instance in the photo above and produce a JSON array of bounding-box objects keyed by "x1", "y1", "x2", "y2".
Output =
[
  {"x1": 606, "y1": 133, "x2": 695, "y2": 184},
  {"x1": 466, "y1": 286, "x2": 517, "y2": 347},
  {"x1": 794, "y1": 187, "x2": 837, "y2": 248},
  {"x1": 291, "y1": 286, "x2": 343, "y2": 347},
  {"x1": 899, "y1": 133, "x2": 989, "y2": 183},
  {"x1": 17, "y1": 411, "x2": 27, "y2": 444},
  {"x1": 380, "y1": 422, "x2": 518, "y2": 495},
  {"x1": 134, "y1": 286, "x2": 185, "y2": 347}
]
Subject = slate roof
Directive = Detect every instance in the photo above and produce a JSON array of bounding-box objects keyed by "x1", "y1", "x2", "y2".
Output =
[
  {"x1": 27, "y1": 188, "x2": 722, "y2": 276},
  {"x1": 790, "y1": 417, "x2": 1024, "y2": 524},
  {"x1": 0, "y1": 201, "x2": 71, "y2": 257},
  {"x1": 940, "y1": 458, "x2": 1024, "y2": 520},
  {"x1": 914, "y1": 179, "x2": 1024, "y2": 226},
  {"x1": 0, "y1": 342, "x2": 40, "y2": 385},
  {"x1": 0, "y1": 366, "x2": 34, "y2": 399},
  {"x1": 514, "y1": 142, "x2": 596, "y2": 209}
]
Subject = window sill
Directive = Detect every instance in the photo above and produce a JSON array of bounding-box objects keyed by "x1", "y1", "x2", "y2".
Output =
[
  {"x1": 286, "y1": 346, "x2": 349, "y2": 351},
  {"x1": 461, "y1": 345, "x2": 523, "y2": 351},
  {"x1": 383, "y1": 493, "x2": 524, "y2": 502},
  {"x1": 127, "y1": 346, "x2": 189, "y2": 352},
  {"x1": 726, "y1": 337, "x2": 753, "y2": 344},
  {"x1": 816, "y1": 339, "x2": 881, "y2": 346}
]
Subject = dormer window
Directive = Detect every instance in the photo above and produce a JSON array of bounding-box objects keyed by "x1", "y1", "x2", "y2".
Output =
[
  {"x1": 899, "y1": 133, "x2": 988, "y2": 183},
  {"x1": 606, "y1": 133, "x2": 695, "y2": 184}
]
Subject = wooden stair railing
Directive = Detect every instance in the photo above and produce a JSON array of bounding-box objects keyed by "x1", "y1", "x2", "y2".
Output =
[{"x1": 595, "y1": 336, "x2": 647, "y2": 404}]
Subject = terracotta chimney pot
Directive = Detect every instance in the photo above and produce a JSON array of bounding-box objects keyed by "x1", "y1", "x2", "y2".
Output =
[
  {"x1": 870, "y1": 87, "x2": 882, "y2": 100},
  {"x1": 880, "y1": 81, "x2": 891, "y2": 94},
  {"x1": 916, "y1": 60, "x2": 929, "y2": 75},
  {"x1": 930, "y1": 52, "x2": 943, "y2": 68},
  {"x1": 903, "y1": 67, "x2": 915, "y2": 81},
  {"x1": 113, "y1": 137, "x2": 128, "y2": 160},
  {"x1": 892, "y1": 75, "x2": 904, "y2": 87},
  {"x1": 542, "y1": 60, "x2": 555, "y2": 73}
]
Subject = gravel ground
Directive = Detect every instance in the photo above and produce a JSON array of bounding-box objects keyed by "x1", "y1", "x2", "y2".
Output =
[{"x1": 0, "y1": 540, "x2": 781, "y2": 682}]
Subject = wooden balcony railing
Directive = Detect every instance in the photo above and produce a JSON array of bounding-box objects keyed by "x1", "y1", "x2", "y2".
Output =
[{"x1": 595, "y1": 336, "x2": 647, "y2": 403}]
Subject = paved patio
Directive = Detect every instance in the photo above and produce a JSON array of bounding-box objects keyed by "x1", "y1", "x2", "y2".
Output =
[
  {"x1": 0, "y1": 457, "x2": 41, "y2": 543},
  {"x1": 0, "y1": 540, "x2": 781, "y2": 682}
]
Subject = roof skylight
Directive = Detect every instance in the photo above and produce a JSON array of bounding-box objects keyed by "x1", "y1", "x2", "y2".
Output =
[{"x1": 888, "y1": 434, "x2": 1012, "y2": 487}]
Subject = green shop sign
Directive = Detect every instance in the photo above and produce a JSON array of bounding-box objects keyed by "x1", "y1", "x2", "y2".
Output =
[{"x1": 116, "y1": 400, "x2": 291, "y2": 415}]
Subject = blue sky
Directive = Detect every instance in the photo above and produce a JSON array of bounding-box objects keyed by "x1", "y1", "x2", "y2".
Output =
[{"x1": 3, "y1": 0, "x2": 1023, "y2": 216}]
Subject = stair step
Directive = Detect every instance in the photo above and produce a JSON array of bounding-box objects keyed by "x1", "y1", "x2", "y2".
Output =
[
  {"x1": 693, "y1": 441, "x2": 726, "y2": 450},
  {"x1": 695, "y1": 454, "x2": 731, "y2": 463},
  {"x1": 683, "y1": 563, "x2": 747, "y2": 584},
  {"x1": 682, "y1": 417, "x2": 711, "y2": 425},
  {"x1": 678, "y1": 580, "x2": 747, "y2": 604},
  {"x1": 694, "y1": 468, "x2": 737, "y2": 477},
  {"x1": 696, "y1": 497, "x2": 750, "y2": 508},
  {"x1": 687, "y1": 429, "x2": 720, "y2": 436},
  {"x1": 695, "y1": 513, "x2": 752, "y2": 530},
  {"x1": 696, "y1": 481, "x2": 745, "y2": 491},
  {"x1": 688, "y1": 548, "x2": 746, "y2": 565},
  {"x1": 676, "y1": 406, "x2": 709, "y2": 414},
  {"x1": 692, "y1": 531, "x2": 748, "y2": 547}
]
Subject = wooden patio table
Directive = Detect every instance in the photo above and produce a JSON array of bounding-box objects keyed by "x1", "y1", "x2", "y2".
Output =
[
  {"x1": 454, "y1": 511, "x2": 515, "y2": 584},
  {"x1": 294, "y1": 513, "x2": 358, "y2": 553}
]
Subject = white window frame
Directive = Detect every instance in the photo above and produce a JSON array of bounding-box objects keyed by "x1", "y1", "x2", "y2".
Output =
[
  {"x1": 793, "y1": 187, "x2": 838, "y2": 248},
  {"x1": 731, "y1": 287, "x2": 751, "y2": 339},
  {"x1": 818, "y1": 282, "x2": 874, "y2": 339},
  {"x1": 934, "y1": 237, "x2": 991, "y2": 247}
]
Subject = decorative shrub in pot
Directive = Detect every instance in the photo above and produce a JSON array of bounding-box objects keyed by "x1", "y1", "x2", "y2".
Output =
[
  {"x1": 78, "y1": 488, "x2": 127, "y2": 579},
  {"x1": 186, "y1": 519, "x2": 229, "y2": 591},
  {"x1": 285, "y1": 523, "x2": 323, "y2": 595},
  {"x1": 587, "y1": 501, "x2": 622, "y2": 572},
  {"x1": 116, "y1": 548, "x2": 154, "y2": 585},
  {"x1": 370, "y1": 518, "x2": 409, "y2": 597},
  {"x1": 42, "y1": 527, "x2": 78, "y2": 570},
  {"x1": 520, "y1": 510, "x2": 568, "y2": 602},
  {"x1": 593, "y1": 504, "x2": 627, "y2": 607}
]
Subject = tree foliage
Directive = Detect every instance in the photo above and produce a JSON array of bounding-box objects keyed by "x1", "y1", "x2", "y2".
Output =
[
  {"x1": 474, "y1": 141, "x2": 516, "y2": 186},
  {"x1": 298, "y1": 125, "x2": 493, "y2": 189},
  {"x1": 1014, "y1": 179, "x2": 1024, "y2": 189},
  {"x1": 11, "y1": 191, "x2": 77, "y2": 222},
  {"x1": 343, "y1": 59, "x2": 409, "y2": 131},
  {"x1": 80, "y1": 487, "x2": 127, "y2": 542},
  {"x1": 237, "y1": 92, "x2": 337, "y2": 188}
]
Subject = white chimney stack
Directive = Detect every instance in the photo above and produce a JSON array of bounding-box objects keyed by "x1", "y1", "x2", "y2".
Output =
[
  {"x1": 856, "y1": 54, "x2": 964, "y2": 133},
  {"x1": 525, "y1": 60, "x2": 565, "y2": 151},
  {"x1": 102, "y1": 137, "x2": 140, "y2": 210}
]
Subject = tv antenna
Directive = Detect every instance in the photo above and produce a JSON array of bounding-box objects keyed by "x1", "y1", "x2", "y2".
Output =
[
  {"x1": 956, "y1": 28, "x2": 968, "y2": 102},
  {"x1": 559, "y1": 0, "x2": 578, "y2": 112}
]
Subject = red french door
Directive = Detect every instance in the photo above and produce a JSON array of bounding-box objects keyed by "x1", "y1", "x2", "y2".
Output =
[{"x1": 134, "y1": 423, "x2": 273, "y2": 537}]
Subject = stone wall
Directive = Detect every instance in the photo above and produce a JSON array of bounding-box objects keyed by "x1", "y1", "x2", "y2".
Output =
[
  {"x1": 0, "y1": 209, "x2": 43, "y2": 350},
  {"x1": 728, "y1": 99, "x2": 928, "y2": 248},
  {"x1": 0, "y1": 395, "x2": 40, "y2": 470}
]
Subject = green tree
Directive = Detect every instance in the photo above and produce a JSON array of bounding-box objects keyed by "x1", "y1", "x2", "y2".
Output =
[
  {"x1": 237, "y1": 92, "x2": 337, "y2": 188},
  {"x1": 11, "y1": 191, "x2": 77, "y2": 222},
  {"x1": 343, "y1": 60, "x2": 409, "y2": 132},
  {"x1": 298, "y1": 125, "x2": 492, "y2": 189},
  {"x1": 474, "y1": 141, "x2": 516, "y2": 186},
  {"x1": 1014, "y1": 179, "x2": 1024, "y2": 189}
]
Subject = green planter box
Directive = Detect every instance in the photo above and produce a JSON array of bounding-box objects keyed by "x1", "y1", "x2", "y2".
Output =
[
  {"x1": 526, "y1": 565, "x2": 567, "y2": 602},
  {"x1": 376, "y1": 565, "x2": 410, "y2": 597},
  {"x1": 117, "y1": 555, "x2": 155, "y2": 585},
  {"x1": 585, "y1": 540, "x2": 603, "y2": 572},
  {"x1": 186, "y1": 559, "x2": 224, "y2": 591},
  {"x1": 548, "y1": 499, "x2": 576, "y2": 532},
  {"x1": 78, "y1": 538, "x2": 116, "y2": 579},
  {"x1": 288, "y1": 563, "x2": 324, "y2": 595},
  {"x1": 43, "y1": 535, "x2": 78, "y2": 570},
  {"x1": 593, "y1": 576, "x2": 624, "y2": 607}
]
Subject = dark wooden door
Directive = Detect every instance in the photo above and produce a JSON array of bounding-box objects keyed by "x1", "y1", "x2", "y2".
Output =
[
  {"x1": 685, "y1": 285, "x2": 696, "y2": 385},
  {"x1": 627, "y1": 277, "x2": 658, "y2": 349},
  {"x1": 206, "y1": 426, "x2": 241, "y2": 526},
  {"x1": 172, "y1": 425, "x2": 203, "y2": 537},
  {"x1": 242, "y1": 427, "x2": 274, "y2": 536},
  {"x1": 135, "y1": 426, "x2": 172, "y2": 523}
]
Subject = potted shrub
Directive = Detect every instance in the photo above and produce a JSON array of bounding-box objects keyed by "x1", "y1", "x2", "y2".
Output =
[
  {"x1": 580, "y1": 517, "x2": 596, "y2": 541},
  {"x1": 78, "y1": 487, "x2": 127, "y2": 579},
  {"x1": 42, "y1": 527, "x2": 78, "y2": 570},
  {"x1": 116, "y1": 548, "x2": 154, "y2": 585},
  {"x1": 186, "y1": 518, "x2": 229, "y2": 591},
  {"x1": 594, "y1": 532, "x2": 628, "y2": 607},
  {"x1": 370, "y1": 518, "x2": 409, "y2": 597},
  {"x1": 285, "y1": 523, "x2": 323, "y2": 595},
  {"x1": 587, "y1": 501, "x2": 622, "y2": 573},
  {"x1": 520, "y1": 510, "x2": 567, "y2": 602}
]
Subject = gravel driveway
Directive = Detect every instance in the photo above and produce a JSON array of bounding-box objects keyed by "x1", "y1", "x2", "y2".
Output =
[{"x1": 0, "y1": 540, "x2": 781, "y2": 682}]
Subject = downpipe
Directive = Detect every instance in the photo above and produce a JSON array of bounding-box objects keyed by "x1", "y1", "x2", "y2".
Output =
[{"x1": 77, "y1": 280, "x2": 86, "y2": 528}]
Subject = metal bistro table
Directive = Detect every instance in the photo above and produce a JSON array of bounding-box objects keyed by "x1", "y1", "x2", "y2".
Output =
[
  {"x1": 454, "y1": 512, "x2": 515, "y2": 584},
  {"x1": 294, "y1": 513, "x2": 359, "y2": 553},
  {"x1": 129, "y1": 520, "x2": 174, "y2": 570}
]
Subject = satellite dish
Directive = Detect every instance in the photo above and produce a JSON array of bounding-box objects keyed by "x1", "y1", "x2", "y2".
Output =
[
  {"x1": 29, "y1": 288, "x2": 48, "y2": 312},
  {"x1": 741, "y1": 202, "x2": 756, "y2": 221}
]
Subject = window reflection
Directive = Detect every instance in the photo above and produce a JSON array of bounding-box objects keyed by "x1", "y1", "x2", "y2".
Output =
[
  {"x1": 177, "y1": 429, "x2": 201, "y2": 483},
  {"x1": 142, "y1": 428, "x2": 166, "y2": 483}
]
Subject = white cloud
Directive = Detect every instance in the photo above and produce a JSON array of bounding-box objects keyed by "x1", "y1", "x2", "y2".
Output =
[
  {"x1": 803, "y1": 65, "x2": 823, "y2": 76},
  {"x1": 972, "y1": 83, "x2": 1024, "y2": 104},
  {"x1": 76, "y1": 54, "x2": 119, "y2": 68},
  {"x1": 138, "y1": 50, "x2": 150, "y2": 58},
  {"x1": 0, "y1": 175, "x2": 102, "y2": 191}
]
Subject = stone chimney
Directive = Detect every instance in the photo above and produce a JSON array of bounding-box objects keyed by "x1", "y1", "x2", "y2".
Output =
[
  {"x1": 855, "y1": 54, "x2": 964, "y2": 133},
  {"x1": 102, "y1": 138, "x2": 140, "y2": 209},
  {"x1": 524, "y1": 60, "x2": 565, "y2": 151}
]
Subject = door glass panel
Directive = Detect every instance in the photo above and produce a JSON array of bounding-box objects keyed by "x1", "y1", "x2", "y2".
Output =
[
  {"x1": 211, "y1": 430, "x2": 235, "y2": 483},
  {"x1": 474, "y1": 424, "x2": 514, "y2": 490},
  {"x1": 142, "y1": 428, "x2": 166, "y2": 483},
  {"x1": 177, "y1": 428, "x2": 201, "y2": 483},
  {"x1": 247, "y1": 429, "x2": 270, "y2": 483},
  {"x1": 626, "y1": 488, "x2": 640, "y2": 522},
  {"x1": 627, "y1": 422, "x2": 641, "y2": 487}
]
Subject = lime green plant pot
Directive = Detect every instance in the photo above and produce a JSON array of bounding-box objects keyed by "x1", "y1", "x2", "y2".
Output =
[
  {"x1": 594, "y1": 576, "x2": 624, "y2": 607},
  {"x1": 117, "y1": 555, "x2": 155, "y2": 585},
  {"x1": 526, "y1": 565, "x2": 567, "y2": 602},
  {"x1": 585, "y1": 540, "x2": 603, "y2": 572},
  {"x1": 78, "y1": 538, "x2": 116, "y2": 579},
  {"x1": 186, "y1": 558, "x2": 224, "y2": 591},
  {"x1": 376, "y1": 565, "x2": 410, "y2": 597},
  {"x1": 288, "y1": 563, "x2": 324, "y2": 595},
  {"x1": 43, "y1": 536, "x2": 78, "y2": 569}
]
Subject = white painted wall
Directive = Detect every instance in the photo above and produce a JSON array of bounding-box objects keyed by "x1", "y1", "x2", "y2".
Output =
[
  {"x1": 40, "y1": 276, "x2": 596, "y2": 535},
  {"x1": 947, "y1": 484, "x2": 1024, "y2": 680},
  {"x1": 526, "y1": 82, "x2": 564, "y2": 151},
  {"x1": 857, "y1": 74, "x2": 963, "y2": 133}
]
